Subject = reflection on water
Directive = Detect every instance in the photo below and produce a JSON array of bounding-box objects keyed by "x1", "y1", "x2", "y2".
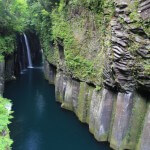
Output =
[
  {"x1": 24, "y1": 131, "x2": 41, "y2": 150},
  {"x1": 4, "y1": 68, "x2": 111, "y2": 150},
  {"x1": 35, "y1": 91, "x2": 45, "y2": 116}
]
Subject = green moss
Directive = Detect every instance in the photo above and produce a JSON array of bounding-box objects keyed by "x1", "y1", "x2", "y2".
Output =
[
  {"x1": 77, "y1": 83, "x2": 94, "y2": 124},
  {"x1": 49, "y1": 0, "x2": 114, "y2": 85},
  {"x1": 66, "y1": 54, "x2": 97, "y2": 80},
  {"x1": 51, "y1": 1, "x2": 97, "y2": 79},
  {"x1": 128, "y1": 0, "x2": 150, "y2": 36},
  {"x1": 95, "y1": 85, "x2": 101, "y2": 91},
  {"x1": 77, "y1": 82, "x2": 87, "y2": 122},
  {"x1": 46, "y1": 43, "x2": 59, "y2": 66},
  {"x1": 55, "y1": 92, "x2": 64, "y2": 103},
  {"x1": 143, "y1": 62, "x2": 150, "y2": 76},
  {"x1": 95, "y1": 132, "x2": 109, "y2": 142},
  {"x1": 61, "y1": 102, "x2": 73, "y2": 111},
  {"x1": 85, "y1": 86, "x2": 94, "y2": 124}
]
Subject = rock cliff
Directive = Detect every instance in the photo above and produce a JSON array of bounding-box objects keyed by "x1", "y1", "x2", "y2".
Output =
[{"x1": 42, "y1": 0, "x2": 150, "y2": 149}]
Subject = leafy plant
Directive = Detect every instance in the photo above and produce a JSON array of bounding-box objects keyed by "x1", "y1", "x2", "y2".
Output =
[{"x1": 0, "y1": 97, "x2": 13, "y2": 150}]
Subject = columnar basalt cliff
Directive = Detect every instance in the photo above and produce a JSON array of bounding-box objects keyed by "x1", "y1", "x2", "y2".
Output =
[{"x1": 43, "y1": 0, "x2": 150, "y2": 150}]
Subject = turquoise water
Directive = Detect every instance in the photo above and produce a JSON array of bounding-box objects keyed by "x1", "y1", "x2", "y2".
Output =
[{"x1": 4, "y1": 68, "x2": 111, "y2": 150}]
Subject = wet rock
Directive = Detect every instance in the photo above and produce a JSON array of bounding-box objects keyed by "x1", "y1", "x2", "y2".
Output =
[
  {"x1": 110, "y1": 92, "x2": 134, "y2": 149},
  {"x1": 94, "y1": 89, "x2": 116, "y2": 141},
  {"x1": 89, "y1": 90, "x2": 102, "y2": 134},
  {"x1": 61, "y1": 77, "x2": 80, "y2": 112},
  {"x1": 55, "y1": 71, "x2": 67, "y2": 103}
]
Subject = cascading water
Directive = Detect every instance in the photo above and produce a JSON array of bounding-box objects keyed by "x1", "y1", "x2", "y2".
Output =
[{"x1": 23, "y1": 33, "x2": 33, "y2": 68}]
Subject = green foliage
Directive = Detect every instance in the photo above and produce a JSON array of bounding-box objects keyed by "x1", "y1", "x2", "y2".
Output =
[
  {"x1": 95, "y1": 85, "x2": 101, "y2": 91},
  {"x1": 48, "y1": 0, "x2": 114, "y2": 83},
  {"x1": 0, "y1": 35, "x2": 15, "y2": 56},
  {"x1": 51, "y1": 0, "x2": 98, "y2": 80},
  {"x1": 0, "y1": 0, "x2": 30, "y2": 34},
  {"x1": 0, "y1": 0, "x2": 30, "y2": 60},
  {"x1": 26, "y1": 1, "x2": 54, "y2": 61},
  {"x1": 69, "y1": 0, "x2": 103, "y2": 12},
  {"x1": 143, "y1": 60, "x2": 150, "y2": 76},
  {"x1": 0, "y1": 35, "x2": 15, "y2": 62},
  {"x1": 9, "y1": 0, "x2": 29, "y2": 32},
  {"x1": 0, "y1": 97, "x2": 13, "y2": 150},
  {"x1": 66, "y1": 53, "x2": 96, "y2": 78}
]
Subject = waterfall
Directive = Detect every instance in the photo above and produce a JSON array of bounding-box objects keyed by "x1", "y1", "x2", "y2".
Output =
[{"x1": 23, "y1": 33, "x2": 33, "y2": 68}]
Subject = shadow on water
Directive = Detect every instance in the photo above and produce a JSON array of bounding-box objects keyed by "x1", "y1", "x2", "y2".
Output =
[{"x1": 4, "y1": 68, "x2": 112, "y2": 150}]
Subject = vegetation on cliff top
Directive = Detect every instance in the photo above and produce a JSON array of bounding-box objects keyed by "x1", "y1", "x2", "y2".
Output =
[{"x1": 0, "y1": 0, "x2": 30, "y2": 60}]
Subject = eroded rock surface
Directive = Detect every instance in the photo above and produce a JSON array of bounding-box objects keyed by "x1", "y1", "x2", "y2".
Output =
[{"x1": 43, "y1": 0, "x2": 150, "y2": 149}]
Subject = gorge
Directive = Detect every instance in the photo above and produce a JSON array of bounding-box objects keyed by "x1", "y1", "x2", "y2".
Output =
[
  {"x1": 4, "y1": 66, "x2": 111, "y2": 150},
  {"x1": 0, "y1": 0, "x2": 150, "y2": 150}
]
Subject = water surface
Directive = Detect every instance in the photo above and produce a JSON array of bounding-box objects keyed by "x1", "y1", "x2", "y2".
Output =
[{"x1": 4, "y1": 68, "x2": 111, "y2": 150}]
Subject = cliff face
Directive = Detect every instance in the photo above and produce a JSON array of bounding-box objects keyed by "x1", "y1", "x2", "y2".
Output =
[
  {"x1": 44, "y1": 60, "x2": 149, "y2": 150},
  {"x1": 42, "y1": 0, "x2": 150, "y2": 150}
]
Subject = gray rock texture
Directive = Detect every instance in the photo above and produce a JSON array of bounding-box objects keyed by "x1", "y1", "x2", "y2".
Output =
[
  {"x1": 44, "y1": 60, "x2": 150, "y2": 150},
  {"x1": 44, "y1": 60, "x2": 56, "y2": 84},
  {"x1": 110, "y1": 92, "x2": 134, "y2": 149},
  {"x1": 140, "y1": 103, "x2": 150, "y2": 150},
  {"x1": 43, "y1": 0, "x2": 150, "y2": 149}
]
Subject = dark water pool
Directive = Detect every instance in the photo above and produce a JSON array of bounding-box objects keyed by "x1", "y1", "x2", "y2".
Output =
[{"x1": 4, "y1": 68, "x2": 111, "y2": 150}]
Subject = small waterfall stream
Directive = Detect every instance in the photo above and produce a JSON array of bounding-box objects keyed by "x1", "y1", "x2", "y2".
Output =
[{"x1": 23, "y1": 33, "x2": 33, "y2": 68}]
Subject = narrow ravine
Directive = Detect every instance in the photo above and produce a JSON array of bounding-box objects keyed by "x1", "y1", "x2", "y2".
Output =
[{"x1": 4, "y1": 68, "x2": 111, "y2": 150}]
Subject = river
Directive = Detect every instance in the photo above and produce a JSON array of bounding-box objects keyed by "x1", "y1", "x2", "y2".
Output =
[{"x1": 4, "y1": 67, "x2": 111, "y2": 150}]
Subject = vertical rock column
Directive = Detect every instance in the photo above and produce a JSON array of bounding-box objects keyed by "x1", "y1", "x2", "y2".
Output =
[
  {"x1": 77, "y1": 82, "x2": 94, "y2": 123},
  {"x1": 55, "y1": 71, "x2": 67, "y2": 103},
  {"x1": 140, "y1": 101, "x2": 150, "y2": 150},
  {"x1": 123, "y1": 93, "x2": 147, "y2": 150},
  {"x1": 89, "y1": 90, "x2": 102, "y2": 134},
  {"x1": 61, "y1": 78, "x2": 80, "y2": 112},
  {"x1": 44, "y1": 60, "x2": 50, "y2": 81},
  {"x1": 110, "y1": 92, "x2": 134, "y2": 149},
  {"x1": 94, "y1": 89, "x2": 116, "y2": 141},
  {"x1": 44, "y1": 60, "x2": 56, "y2": 84}
]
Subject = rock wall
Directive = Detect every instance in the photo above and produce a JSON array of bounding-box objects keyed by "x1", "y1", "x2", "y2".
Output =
[
  {"x1": 44, "y1": 60, "x2": 149, "y2": 150},
  {"x1": 5, "y1": 54, "x2": 16, "y2": 81},
  {"x1": 41, "y1": 0, "x2": 150, "y2": 149}
]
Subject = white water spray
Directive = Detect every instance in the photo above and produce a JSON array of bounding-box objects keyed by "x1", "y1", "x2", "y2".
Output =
[{"x1": 23, "y1": 33, "x2": 33, "y2": 68}]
